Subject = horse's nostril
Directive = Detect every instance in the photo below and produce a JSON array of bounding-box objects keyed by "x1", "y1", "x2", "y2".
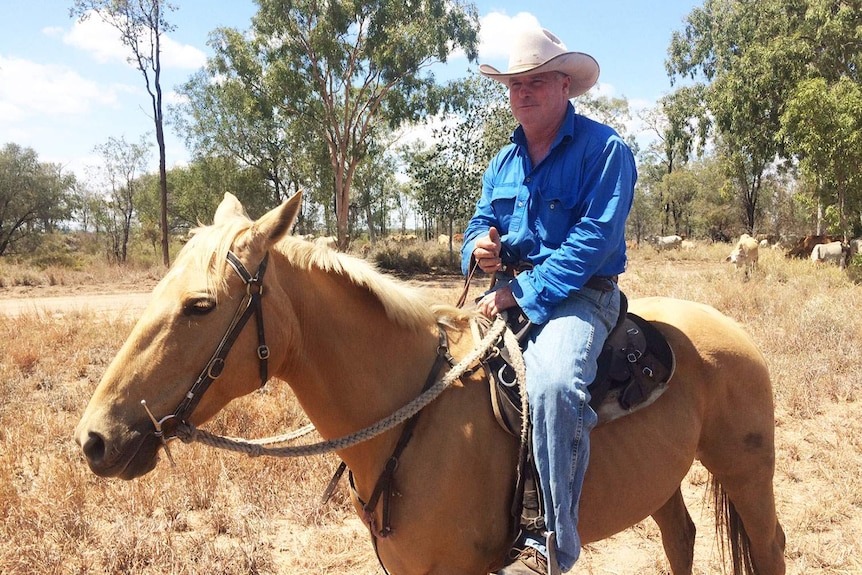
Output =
[{"x1": 82, "y1": 432, "x2": 106, "y2": 463}]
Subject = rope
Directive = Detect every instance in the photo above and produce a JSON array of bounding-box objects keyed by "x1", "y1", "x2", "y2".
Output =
[
  {"x1": 175, "y1": 315, "x2": 510, "y2": 458},
  {"x1": 501, "y1": 322, "x2": 529, "y2": 443}
]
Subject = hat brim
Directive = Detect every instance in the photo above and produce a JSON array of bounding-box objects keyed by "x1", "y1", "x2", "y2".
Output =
[{"x1": 479, "y1": 52, "x2": 600, "y2": 98}]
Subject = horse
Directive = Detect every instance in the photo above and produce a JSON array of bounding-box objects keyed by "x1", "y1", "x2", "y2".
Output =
[{"x1": 75, "y1": 192, "x2": 786, "y2": 575}]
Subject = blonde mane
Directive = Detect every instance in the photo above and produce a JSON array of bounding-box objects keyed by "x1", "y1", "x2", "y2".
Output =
[
  {"x1": 181, "y1": 219, "x2": 474, "y2": 331},
  {"x1": 276, "y1": 236, "x2": 474, "y2": 330}
]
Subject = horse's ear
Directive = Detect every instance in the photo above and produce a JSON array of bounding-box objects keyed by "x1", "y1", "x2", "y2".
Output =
[
  {"x1": 251, "y1": 191, "x2": 303, "y2": 248},
  {"x1": 214, "y1": 193, "x2": 248, "y2": 225}
]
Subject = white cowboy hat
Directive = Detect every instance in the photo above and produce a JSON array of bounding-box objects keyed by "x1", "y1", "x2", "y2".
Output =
[{"x1": 479, "y1": 27, "x2": 600, "y2": 97}]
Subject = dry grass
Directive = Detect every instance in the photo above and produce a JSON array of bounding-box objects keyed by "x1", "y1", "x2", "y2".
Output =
[{"x1": 1, "y1": 243, "x2": 861, "y2": 574}]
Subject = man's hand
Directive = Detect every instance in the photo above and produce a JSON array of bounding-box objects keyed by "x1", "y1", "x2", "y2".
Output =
[
  {"x1": 476, "y1": 284, "x2": 518, "y2": 319},
  {"x1": 473, "y1": 226, "x2": 502, "y2": 273}
]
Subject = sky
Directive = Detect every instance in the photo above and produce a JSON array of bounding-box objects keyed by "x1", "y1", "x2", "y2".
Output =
[{"x1": 0, "y1": 0, "x2": 701, "y2": 181}]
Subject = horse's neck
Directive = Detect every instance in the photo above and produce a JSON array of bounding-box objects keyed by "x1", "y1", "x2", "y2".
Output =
[{"x1": 273, "y1": 265, "x2": 440, "y2": 464}]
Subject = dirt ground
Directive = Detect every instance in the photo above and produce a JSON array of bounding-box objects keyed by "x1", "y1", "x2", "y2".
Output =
[{"x1": 4, "y1": 265, "x2": 860, "y2": 575}]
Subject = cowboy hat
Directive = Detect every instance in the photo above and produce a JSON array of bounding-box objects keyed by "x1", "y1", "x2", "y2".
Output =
[{"x1": 479, "y1": 27, "x2": 599, "y2": 97}]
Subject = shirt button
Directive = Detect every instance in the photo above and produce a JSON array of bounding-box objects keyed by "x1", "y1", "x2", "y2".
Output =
[
  {"x1": 525, "y1": 177, "x2": 532, "y2": 183},
  {"x1": 550, "y1": 203, "x2": 556, "y2": 209},
  {"x1": 518, "y1": 202, "x2": 524, "y2": 207}
]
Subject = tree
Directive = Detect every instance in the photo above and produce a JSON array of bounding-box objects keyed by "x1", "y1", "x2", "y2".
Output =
[
  {"x1": 92, "y1": 136, "x2": 150, "y2": 263},
  {"x1": 639, "y1": 86, "x2": 710, "y2": 233},
  {"x1": 351, "y1": 143, "x2": 400, "y2": 242},
  {"x1": 172, "y1": 61, "x2": 303, "y2": 208},
  {"x1": 71, "y1": 0, "x2": 175, "y2": 266},
  {"x1": 407, "y1": 73, "x2": 510, "y2": 251},
  {"x1": 666, "y1": 0, "x2": 810, "y2": 233},
  {"x1": 780, "y1": 76, "x2": 862, "y2": 240},
  {"x1": 0, "y1": 144, "x2": 75, "y2": 255},
  {"x1": 191, "y1": 0, "x2": 479, "y2": 250}
]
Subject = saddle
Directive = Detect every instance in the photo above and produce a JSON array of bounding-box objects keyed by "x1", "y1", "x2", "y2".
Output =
[
  {"x1": 483, "y1": 291, "x2": 676, "y2": 437},
  {"x1": 474, "y1": 288, "x2": 676, "y2": 550}
]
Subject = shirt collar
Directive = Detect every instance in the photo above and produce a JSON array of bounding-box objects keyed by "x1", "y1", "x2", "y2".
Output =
[{"x1": 511, "y1": 102, "x2": 576, "y2": 150}]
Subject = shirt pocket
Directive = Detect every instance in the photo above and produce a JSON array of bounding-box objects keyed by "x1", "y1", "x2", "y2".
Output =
[
  {"x1": 489, "y1": 184, "x2": 520, "y2": 231},
  {"x1": 535, "y1": 186, "x2": 580, "y2": 247}
]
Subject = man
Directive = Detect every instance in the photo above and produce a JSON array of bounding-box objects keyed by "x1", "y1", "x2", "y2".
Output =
[{"x1": 461, "y1": 27, "x2": 636, "y2": 574}]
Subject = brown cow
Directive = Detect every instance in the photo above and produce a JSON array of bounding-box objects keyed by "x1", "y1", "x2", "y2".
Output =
[{"x1": 785, "y1": 234, "x2": 835, "y2": 259}]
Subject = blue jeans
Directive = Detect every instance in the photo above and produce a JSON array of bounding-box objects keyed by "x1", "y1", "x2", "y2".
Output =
[{"x1": 521, "y1": 285, "x2": 620, "y2": 572}]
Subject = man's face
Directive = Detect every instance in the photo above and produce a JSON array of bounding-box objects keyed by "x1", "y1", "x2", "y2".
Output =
[{"x1": 508, "y1": 71, "x2": 571, "y2": 131}]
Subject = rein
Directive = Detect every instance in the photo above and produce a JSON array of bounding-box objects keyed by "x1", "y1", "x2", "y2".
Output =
[
  {"x1": 141, "y1": 248, "x2": 517, "y2": 463},
  {"x1": 173, "y1": 313, "x2": 512, "y2": 458}
]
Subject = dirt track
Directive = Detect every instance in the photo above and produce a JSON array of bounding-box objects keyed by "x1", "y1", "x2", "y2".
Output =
[{"x1": 0, "y1": 292, "x2": 151, "y2": 318}]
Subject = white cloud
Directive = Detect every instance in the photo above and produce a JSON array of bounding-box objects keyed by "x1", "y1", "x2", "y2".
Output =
[
  {"x1": 445, "y1": 11, "x2": 540, "y2": 64},
  {"x1": 478, "y1": 12, "x2": 541, "y2": 60},
  {"x1": 161, "y1": 35, "x2": 207, "y2": 69},
  {"x1": 0, "y1": 55, "x2": 120, "y2": 123},
  {"x1": 64, "y1": 12, "x2": 206, "y2": 70}
]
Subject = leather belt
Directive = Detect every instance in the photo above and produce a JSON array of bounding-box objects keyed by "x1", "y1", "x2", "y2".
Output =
[
  {"x1": 583, "y1": 275, "x2": 618, "y2": 292},
  {"x1": 502, "y1": 262, "x2": 617, "y2": 292}
]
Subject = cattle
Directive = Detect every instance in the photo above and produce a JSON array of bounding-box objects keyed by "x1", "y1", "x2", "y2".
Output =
[
  {"x1": 651, "y1": 235, "x2": 683, "y2": 251},
  {"x1": 725, "y1": 234, "x2": 759, "y2": 277},
  {"x1": 810, "y1": 241, "x2": 848, "y2": 267},
  {"x1": 785, "y1": 234, "x2": 835, "y2": 259},
  {"x1": 849, "y1": 238, "x2": 862, "y2": 257},
  {"x1": 437, "y1": 234, "x2": 450, "y2": 245},
  {"x1": 389, "y1": 233, "x2": 418, "y2": 244}
]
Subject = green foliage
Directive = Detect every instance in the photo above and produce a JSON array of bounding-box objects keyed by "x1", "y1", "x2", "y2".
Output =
[
  {"x1": 0, "y1": 143, "x2": 76, "y2": 256},
  {"x1": 90, "y1": 135, "x2": 151, "y2": 263},
  {"x1": 664, "y1": 0, "x2": 862, "y2": 234},
  {"x1": 406, "y1": 73, "x2": 510, "y2": 238},
  {"x1": 846, "y1": 254, "x2": 862, "y2": 284},
  {"x1": 71, "y1": 0, "x2": 178, "y2": 266},
  {"x1": 780, "y1": 76, "x2": 862, "y2": 237},
  {"x1": 172, "y1": 0, "x2": 480, "y2": 249}
]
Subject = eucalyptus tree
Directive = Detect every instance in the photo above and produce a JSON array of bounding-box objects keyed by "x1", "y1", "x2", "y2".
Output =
[
  {"x1": 667, "y1": 0, "x2": 862, "y2": 235},
  {"x1": 780, "y1": 77, "x2": 862, "y2": 239},
  {"x1": 351, "y1": 143, "x2": 401, "y2": 242},
  {"x1": 172, "y1": 54, "x2": 304, "y2": 209},
  {"x1": 91, "y1": 136, "x2": 151, "y2": 263},
  {"x1": 71, "y1": 0, "x2": 175, "y2": 265},
  {"x1": 666, "y1": 0, "x2": 810, "y2": 233},
  {"x1": 0, "y1": 144, "x2": 75, "y2": 255},
  {"x1": 184, "y1": 0, "x2": 479, "y2": 250},
  {"x1": 407, "y1": 73, "x2": 509, "y2": 250}
]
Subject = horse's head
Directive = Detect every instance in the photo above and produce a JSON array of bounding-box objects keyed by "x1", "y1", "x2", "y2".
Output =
[{"x1": 75, "y1": 192, "x2": 301, "y2": 479}]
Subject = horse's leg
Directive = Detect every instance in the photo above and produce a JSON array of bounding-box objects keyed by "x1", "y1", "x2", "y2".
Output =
[
  {"x1": 650, "y1": 486, "x2": 695, "y2": 575},
  {"x1": 711, "y1": 472, "x2": 786, "y2": 575},
  {"x1": 700, "y1": 423, "x2": 786, "y2": 574}
]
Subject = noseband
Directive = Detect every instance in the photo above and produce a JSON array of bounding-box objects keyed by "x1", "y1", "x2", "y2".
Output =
[{"x1": 141, "y1": 250, "x2": 270, "y2": 460}]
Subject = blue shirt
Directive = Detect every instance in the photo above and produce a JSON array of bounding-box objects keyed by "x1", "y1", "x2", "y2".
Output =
[{"x1": 461, "y1": 103, "x2": 636, "y2": 324}]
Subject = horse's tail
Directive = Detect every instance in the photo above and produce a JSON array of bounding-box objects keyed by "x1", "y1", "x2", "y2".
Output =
[{"x1": 710, "y1": 476, "x2": 756, "y2": 575}]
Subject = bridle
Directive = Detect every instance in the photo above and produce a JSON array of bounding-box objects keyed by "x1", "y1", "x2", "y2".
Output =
[{"x1": 141, "y1": 250, "x2": 271, "y2": 463}]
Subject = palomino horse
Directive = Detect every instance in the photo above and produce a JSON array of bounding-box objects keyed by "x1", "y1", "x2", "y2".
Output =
[{"x1": 75, "y1": 193, "x2": 785, "y2": 575}]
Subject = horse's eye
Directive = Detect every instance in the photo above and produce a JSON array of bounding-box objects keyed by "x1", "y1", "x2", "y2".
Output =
[{"x1": 182, "y1": 297, "x2": 216, "y2": 316}]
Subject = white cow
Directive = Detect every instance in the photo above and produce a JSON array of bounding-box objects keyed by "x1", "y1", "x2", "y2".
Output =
[
  {"x1": 725, "y1": 234, "x2": 759, "y2": 277},
  {"x1": 652, "y1": 235, "x2": 683, "y2": 251},
  {"x1": 810, "y1": 241, "x2": 847, "y2": 267}
]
